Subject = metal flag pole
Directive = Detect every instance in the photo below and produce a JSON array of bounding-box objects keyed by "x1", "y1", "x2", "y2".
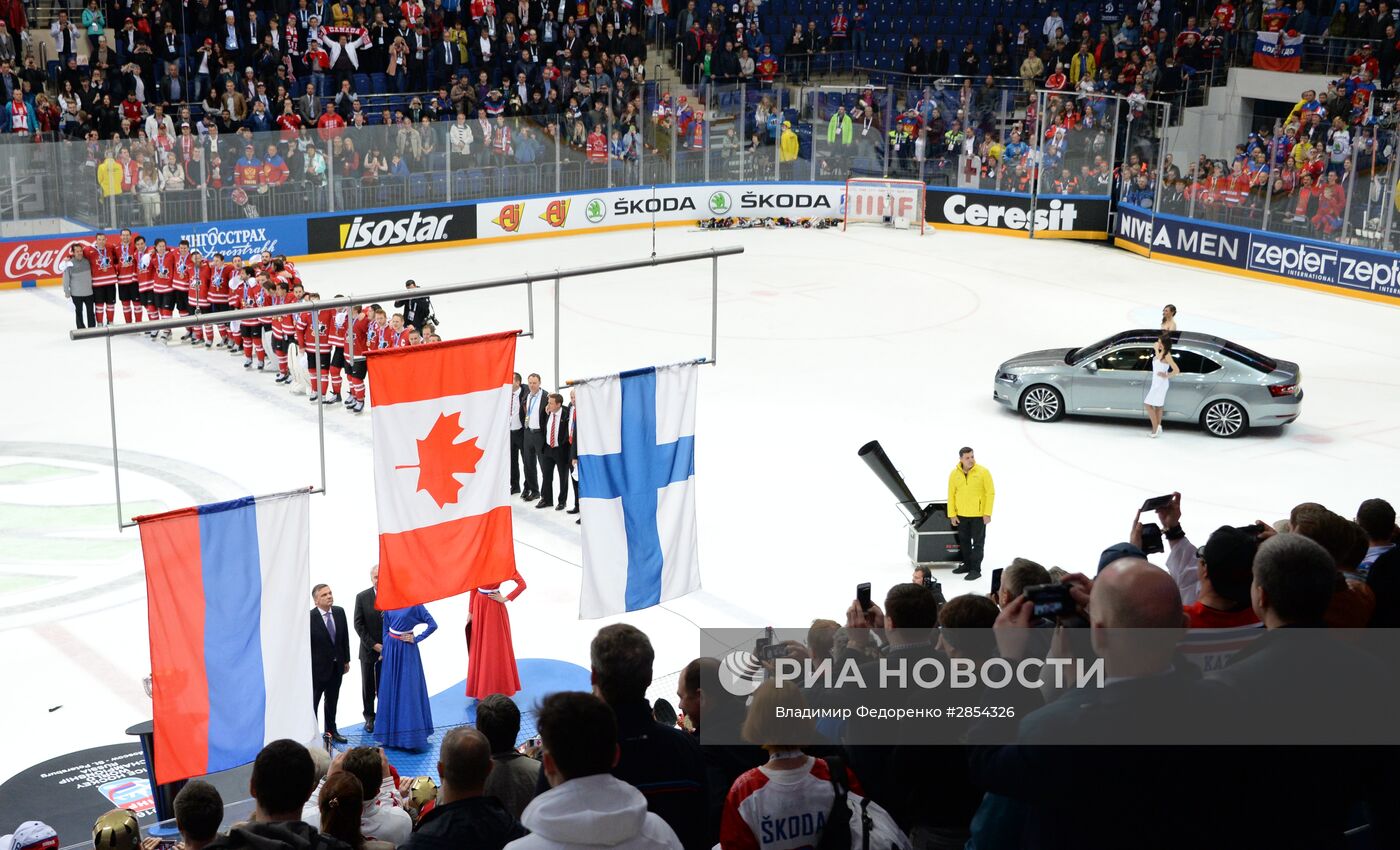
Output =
[
  {"x1": 553, "y1": 271, "x2": 562, "y2": 390},
  {"x1": 314, "y1": 316, "x2": 326, "y2": 494},
  {"x1": 566, "y1": 357, "x2": 711, "y2": 387},
  {"x1": 105, "y1": 333, "x2": 124, "y2": 531},
  {"x1": 71, "y1": 247, "x2": 744, "y2": 342}
]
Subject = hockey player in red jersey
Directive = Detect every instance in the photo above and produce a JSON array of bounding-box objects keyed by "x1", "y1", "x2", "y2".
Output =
[
  {"x1": 386, "y1": 313, "x2": 409, "y2": 347},
  {"x1": 233, "y1": 269, "x2": 268, "y2": 369},
  {"x1": 344, "y1": 304, "x2": 373, "y2": 413},
  {"x1": 149, "y1": 239, "x2": 176, "y2": 340},
  {"x1": 268, "y1": 281, "x2": 294, "y2": 383},
  {"x1": 171, "y1": 241, "x2": 196, "y2": 342},
  {"x1": 85, "y1": 233, "x2": 118, "y2": 326},
  {"x1": 134, "y1": 236, "x2": 156, "y2": 327},
  {"x1": 296, "y1": 292, "x2": 338, "y2": 403},
  {"x1": 114, "y1": 229, "x2": 141, "y2": 324},
  {"x1": 186, "y1": 250, "x2": 208, "y2": 345},
  {"x1": 203, "y1": 253, "x2": 232, "y2": 348},
  {"x1": 323, "y1": 297, "x2": 349, "y2": 405}
]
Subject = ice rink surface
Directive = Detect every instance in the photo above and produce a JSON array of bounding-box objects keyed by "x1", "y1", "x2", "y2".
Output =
[{"x1": 3, "y1": 222, "x2": 1399, "y2": 781}]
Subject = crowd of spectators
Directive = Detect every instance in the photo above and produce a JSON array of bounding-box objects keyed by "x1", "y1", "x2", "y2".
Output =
[
  {"x1": 0, "y1": 0, "x2": 665, "y2": 224},
  {"x1": 0, "y1": 0, "x2": 1396, "y2": 225},
  {"x1": 1119, "y1": 74, "x2": 1396, "y2": 241},
  {"x1": 8, "y1": 489, "x2": 1400, "y2": 850}
]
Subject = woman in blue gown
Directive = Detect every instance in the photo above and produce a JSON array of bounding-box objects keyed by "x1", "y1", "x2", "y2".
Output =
[{"x1": 375, "y1": 605, "x2": 437, "y2": 751}]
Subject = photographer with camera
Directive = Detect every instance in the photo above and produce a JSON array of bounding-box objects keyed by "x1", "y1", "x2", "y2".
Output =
[
  {"x1": 841, "y1": 582, "x2": 970, "y2": 846},
  {"x1": 991, "y1": 558, "x2": 1051, "y2": 613},
  {"x1": 970, "y1": 559, "x2": 1217, "y2": 849},
  {"x1": 911, "y1": 566, "x2": 948, "y2": 609},
  {"x1": 394, "y1": 279, "x2": 435, "y2": 333}
]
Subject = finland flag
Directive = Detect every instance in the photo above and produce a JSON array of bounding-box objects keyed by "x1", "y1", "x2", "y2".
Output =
[{"x1": 575, "y1": 362, "x2": 701, "y2": 619}]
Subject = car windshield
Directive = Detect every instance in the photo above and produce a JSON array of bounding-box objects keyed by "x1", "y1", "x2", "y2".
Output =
[{"x1": 1065, "y1": 333, "x2": 1122, "y2": 364}]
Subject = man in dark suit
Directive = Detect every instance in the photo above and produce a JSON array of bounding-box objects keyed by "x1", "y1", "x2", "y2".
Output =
[
  {"x1": 566, "y1": 386, "x2": 580, "y2": 516},
  {"x1": 519, "y1": 372, "x2": 545, "y2": 502},
  {"x1": 310, "y1": 582, "x2": 351, "y2": 743},
  {"x1": 437, "y1": 32, "x2": 462, "y2": 82},
  {"x1": 509, "y1": 372, "x2": 525, "y2": 495},
  {"x1": 352, "y1": 566, "x2": 385, "y2": 734},
  {"x1": 537, "y1": 392, "x2": 570, "y2": 510}
]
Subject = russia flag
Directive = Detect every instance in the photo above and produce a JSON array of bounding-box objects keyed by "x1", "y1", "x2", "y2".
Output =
[{"x1": 137, "y1": 492, "x2": 316, "y2": 784}]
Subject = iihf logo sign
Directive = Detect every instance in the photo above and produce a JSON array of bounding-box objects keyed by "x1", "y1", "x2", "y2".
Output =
[
  {"x1": 99, "y1": 778, "x2": 154, "y2": 816},
  {"x1": 718, "y1": 648, "x2": 764, "y2": 696}
]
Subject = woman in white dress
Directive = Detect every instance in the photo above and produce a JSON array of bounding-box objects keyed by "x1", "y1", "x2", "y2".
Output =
[{"x1": 1144, "y1": 334, "x2": 1180, "y2": 438}]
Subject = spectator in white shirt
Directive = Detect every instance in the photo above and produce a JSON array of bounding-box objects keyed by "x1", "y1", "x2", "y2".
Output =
[
  {"x1": 301, "y1": 746, "x2": 412, "y2": 846},
  {"x1": 449, "y1": 111, "x2": 474, "y2": 155},
  {"x1": 145, "y1": 103, "x2": 176, "y2": 142}
]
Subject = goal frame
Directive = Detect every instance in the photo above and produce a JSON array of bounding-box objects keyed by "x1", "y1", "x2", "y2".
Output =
[{"x1": 843, "y1": 178, "x2": 927, "y2": 234}]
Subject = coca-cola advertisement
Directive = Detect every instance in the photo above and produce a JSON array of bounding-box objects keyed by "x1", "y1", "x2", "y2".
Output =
[{"x1": 0, "y1": 236, "x2": 90, "y2": 287}]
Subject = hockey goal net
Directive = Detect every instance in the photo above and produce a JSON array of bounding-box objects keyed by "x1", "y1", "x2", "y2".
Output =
[{"x1": 843, "y1": 178, "x2": 927, "y2": 234}]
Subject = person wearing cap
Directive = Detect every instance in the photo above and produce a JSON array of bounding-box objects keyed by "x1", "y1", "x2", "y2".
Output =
[
  {"x1": 1, "y1": 822, "x2": 60, "y2": 850},
  {"x1": 221, "y1": 9, "x2": 242, "y2": 54},
  {"x1": 777, "y1": 117, "x2": 798, "y2": 172}
]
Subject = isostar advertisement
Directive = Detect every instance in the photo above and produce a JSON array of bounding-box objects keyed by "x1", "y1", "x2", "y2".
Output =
[
  {"x1": 476, "y1": 183, "x2": 844, "y2": 237},
  {"x1": 0, "y1": 219, "x2": 304, "y2": 288},
  {"x1": 923, "y1": 187, "x2": 1112, "y2": 238},
  {"x1": 306, "y1": 204, "x2": 477, "y2": 253},
  {"x1": 1115, "y1": 204, "x2": 1400, "y2": 302}
]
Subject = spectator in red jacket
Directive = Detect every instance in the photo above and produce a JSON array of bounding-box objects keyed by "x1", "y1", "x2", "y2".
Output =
[{"x1": 316, "y1": 100, "x2": 346, "y2": 140}]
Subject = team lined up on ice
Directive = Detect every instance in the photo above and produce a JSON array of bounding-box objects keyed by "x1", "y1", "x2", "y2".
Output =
[{"x1": 59, "y1": 230, "x2": 441, "y2": 414}]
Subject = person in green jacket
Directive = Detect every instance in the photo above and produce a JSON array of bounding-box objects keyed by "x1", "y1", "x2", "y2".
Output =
[
  {"x1": 826, "y1": 105, "x2": 852, "y2": 145},
  {"x1": 948, "y1": 446, "x2": 994, "y2": 581},
  {"x1": 826, "y1": 105, "x2": 852, "y2": 171}
]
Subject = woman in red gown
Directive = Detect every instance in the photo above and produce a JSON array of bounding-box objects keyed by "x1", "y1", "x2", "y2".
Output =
[{"x1": 465, "y1": 569, "x2": 526, "y2": 699}]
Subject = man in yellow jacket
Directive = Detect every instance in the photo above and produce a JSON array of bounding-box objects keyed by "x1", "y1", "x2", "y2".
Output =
[
  {"x1": 96, "y1": 150, "x2": 123, "y2": 197},
  {"x1": 779, "y1": 119, "x2": 799, "y2": 159},
  {"x1": 947, "y1": 446, "x2": 994, "y2": 580}
]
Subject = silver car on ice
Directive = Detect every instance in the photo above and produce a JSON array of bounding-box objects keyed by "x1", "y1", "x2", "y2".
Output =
[{"x1": 993, "y1": 330, "x2": 1303, "y2": 437}]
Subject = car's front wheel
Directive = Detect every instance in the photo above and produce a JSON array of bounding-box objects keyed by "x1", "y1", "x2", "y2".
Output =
[
  {"x1": 1201, "y1": 399, "x2": 1248, "y2": 438},
  {"x1": 1020, "y1": 385, "x2": 1065, "y2": 423}
]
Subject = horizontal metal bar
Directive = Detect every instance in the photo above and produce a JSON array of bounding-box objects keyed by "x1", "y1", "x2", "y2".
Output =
[
  {"x1": 119, "y1": 485, "x2": 324, "y2": 531},
  {"x1": 565, "y1": 357, "x2": 711, "y2": 387},
  {"x1": 70, "y1": 247, "x2": 746, "y2": 342}
]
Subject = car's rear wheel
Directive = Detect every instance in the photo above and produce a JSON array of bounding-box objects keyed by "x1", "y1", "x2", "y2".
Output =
[
  {"x1": 1020, "y1": 385, "x2": 1064, "y2": 423},
  {"x1": 1201, "y1": 400, "x2": 1248, "y2": 438}
]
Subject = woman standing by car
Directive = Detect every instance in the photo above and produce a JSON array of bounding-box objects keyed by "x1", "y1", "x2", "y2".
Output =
[{"x1": 1144, "y1": 333, "x2": 1180, "y2": 438}]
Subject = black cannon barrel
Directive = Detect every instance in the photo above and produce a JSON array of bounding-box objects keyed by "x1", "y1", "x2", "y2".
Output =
[{"x1": 857, "y1": 440, "x2": 926, "y2": 525}]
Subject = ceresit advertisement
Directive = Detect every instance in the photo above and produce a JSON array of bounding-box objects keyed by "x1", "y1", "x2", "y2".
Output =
[{"x1": 476, "y1": 183, "x2": 845, "y2": 237}]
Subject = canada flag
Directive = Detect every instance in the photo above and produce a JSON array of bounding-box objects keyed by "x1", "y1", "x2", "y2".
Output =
[{"x1": 368, "y1": 331, "x2": 519, "y2": 609}]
